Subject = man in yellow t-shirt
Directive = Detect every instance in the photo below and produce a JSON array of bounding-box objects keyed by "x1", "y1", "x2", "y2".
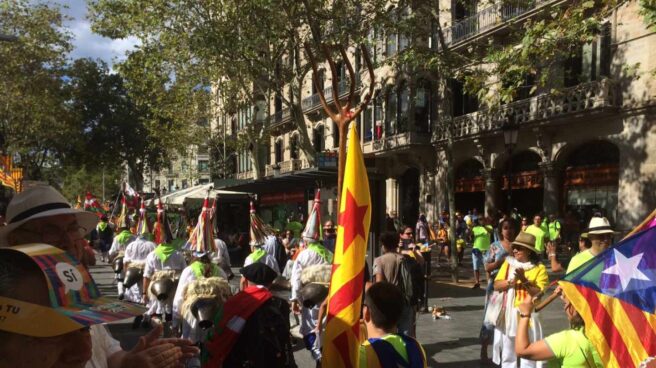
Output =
[
  {"x1": 471, "y1": 219, "x2": 492, "y2": 289},
  {"x1": 525, "y1": 215, "x2": 548, "y2": 254}
]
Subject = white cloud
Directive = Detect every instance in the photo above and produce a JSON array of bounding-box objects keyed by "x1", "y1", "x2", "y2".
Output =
[{"x1": 56, "y1": 0, "x2": 139, "y2": 66}]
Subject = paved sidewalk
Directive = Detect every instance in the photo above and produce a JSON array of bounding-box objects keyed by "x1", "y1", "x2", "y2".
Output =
[{"x1": 90, "y1": 255, "x2": 569, "y2": 367}]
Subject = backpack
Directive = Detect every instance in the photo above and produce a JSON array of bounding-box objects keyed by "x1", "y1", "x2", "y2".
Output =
[
  {"x1": 398, "y1": 255, "x2": 424, "y2": 306},
  {"x1": 224, "y1": 297, "x2": 297, "y2": 368}
]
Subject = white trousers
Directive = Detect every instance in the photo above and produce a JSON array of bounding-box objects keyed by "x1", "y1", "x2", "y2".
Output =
[{"x1": 492, "y1": 329, "x2": 546, "y2": 368}]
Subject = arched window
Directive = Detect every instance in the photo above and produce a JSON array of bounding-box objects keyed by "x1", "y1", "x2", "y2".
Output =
[
  {"x1": 398, "y1": 81, "x2": 410, "y2": 133},
  {"x1": 290, "y1": 134, "x2": 299, "y2": 160},
  {"x1": 385, "y1": 89, "x2": 397, "y2": 135},
  {"x1": 274, "y1": 138, "x2": 283, "y2": 164},
  {"x1": 374, "y1": 93, "x2": 383, "y2": 139},
  {"x1": 363, "y1": 105, "x2": 373, "y2": 142},
  {"x1": 415, "y1": 79, "x2": 431, "y2": 133},
  {"x1": 313, "y1": 125, "x2": 325, "y2": 152}
]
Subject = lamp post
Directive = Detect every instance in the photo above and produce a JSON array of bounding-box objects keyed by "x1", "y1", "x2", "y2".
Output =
[{"x1": 502, "y1": 114, "x2": 519, "y2": 216}]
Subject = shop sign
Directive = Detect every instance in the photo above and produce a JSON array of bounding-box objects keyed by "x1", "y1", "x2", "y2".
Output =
[{"x1": 260, "y1": 190, "x2": 305, "y2": 205}]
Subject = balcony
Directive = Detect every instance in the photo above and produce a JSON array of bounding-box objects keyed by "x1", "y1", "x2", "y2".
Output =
[
  {"x1": 363, "y1": 131, "x2": 432, "y2": 155},
  {"x1": 440, "y1": 0, "x2": 553, "y2": 47},
  {"x1": 279, "y1": 159, "x2": 304, "y2": 174},
  {"x1": 433, "y1": 79, "x2": 619, "y2": 143},
  {"x1": 302, "y1": 78, "x2": 360, "y2": 112},
  {"x1": 270, "y1": 108, "x2": 292, "y2": 128},
  {"x1": 235, "y1": 170, "x2": 254, "y2": 180}
]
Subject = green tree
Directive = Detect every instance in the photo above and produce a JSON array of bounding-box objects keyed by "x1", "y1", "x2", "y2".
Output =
[{"x1": 0, "y1": 0, "x2": 76, "y2": 180}]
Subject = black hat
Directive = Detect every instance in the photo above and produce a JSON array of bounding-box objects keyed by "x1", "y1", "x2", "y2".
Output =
[{"x1": 240, "y1": 262, "x2": 278, "y2": 286}]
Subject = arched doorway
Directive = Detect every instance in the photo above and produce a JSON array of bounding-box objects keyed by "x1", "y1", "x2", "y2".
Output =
[
  {"x1": 399, "y1": 168, "x2": 420, "y2": 227},
  {"x1": 502, "y1": 150, "x2": 543, "y2": 218},
  {"x1": 563, "y1": 140, "x2": 619, "y2": 228},
  {"x1": 455, "y1": 159, "x2": 485, "y2": 216}
]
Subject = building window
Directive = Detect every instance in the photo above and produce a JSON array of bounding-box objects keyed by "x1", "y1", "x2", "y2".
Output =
[
  {"x1": 290, "y1": 135, "x2": 299, "y2": 160},
  {"x1": 198, "y1": 160, "x2": 209, "y2": 173},
  {"x1": 313, "y1": 125, "x2": 325, "y2": 152},
  {"x1": 275, "y1": 138, "x2": 283, "y2": 164},
  {"x1": 168, "y1": 179, "x2": 174, "y2": 192},
  {"x1": 385, "y1": 88, "x2": 397, "y2": 135},
  {"x1": 398, "y1": 81, "x2": 410, "y2": 133},
  {"x1": 415, "y1": 79, "x2": 431, "y2": 133},
  {"x1": 363, "y1": 105, "x2": 373, "y2": 142},
  {"x1": 181, "y1": 161, "x2": 188, "y2": 171},
  {"x1": 449, "y1": 79, "x2": 478, "y2": 117},
  {"x1": 181, "y1": 179, "x2": 188, "y2": 189},
  {"x1": 155, "y1": 179, "x2": 160, "y2": 190},
  {"x1": 199, "y1": 178, "x2": 209, "y2": 184}
]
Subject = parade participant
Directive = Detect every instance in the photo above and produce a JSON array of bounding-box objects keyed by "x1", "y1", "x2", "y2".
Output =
[
  {"x1": 359, "y1": 282, "x2": 428, "y2": 368},
  {"x1": 480, "y1": 218, "x2": 515, "y2": 364},
  {"x1": 242, "y1": 202, "x2": 280, "y2": 288},
  {"x1": 521, "y1": 217, "x2": 529, "y2": 232},
  {"x1": 204, "y1": 263, "x2": 296, "y2": 368},
  {"x1": 492, "y1": 232, "x2": 549, "y2": 368},
  {"x1": 122, "y1": 199, "x2": 155, "y2": 303},
  {"x1": 143, "y1": 201, "x2": 187, "y2": 324},
  {"x1": 213, "y1": 234, "x2": 233, "y2": 278},
  {"x1": 109, "y1": 197, "x2": 137, "y2": 300},
  {"x1": 515, "y1": 294, "x2": 602, "y2": 367},
  {"x1": 322, "y1": 220, "x2": 337, "y2": 253},
  {"x1": 545, "y1": 214, "x2": 561, "y2": 249},
  {"x1": 0, "y1": 185, "x2": 200, "y2": 367},
  {"x1": 577, "y1": 232, "x2": 591, "y2": 251},
  {"x1": 173, "y1": 241, "x2": 228, "y2": 338},
  {"x1": 263, "y1": 232, "x2": 287, "y2": 274},
  {"x1": 93, "y1": 215, "x2": 114, "y2": 262},
  {"x1": 525, "y1": 214, "x2": 548, "y2": 255},
  {"x1": 290, "y1": 190, "x2": 333, "y2": 366},
  {"x1": 566, "y1": 217, "x2": 615, "y2": 273},
  {"x1": 436, "y1": 222, "x2": 450, "y2": 263},
  {"x1": 471, "y1": 218, "x2": 492, "y2": 288}
]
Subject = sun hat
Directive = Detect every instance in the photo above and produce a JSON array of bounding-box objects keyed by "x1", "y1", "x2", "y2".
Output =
[
  {"x1": 586, "y1": 217, "x2": 616, "y2": 235},
  {"x1": 0, "y1": 243, "x2": 145, "y2": 337},
  {"x1": 0, "y1": 185, "x2": 98, "y2": 247},
  {"x1": 511, "y1": 232, "x2": 538, "y2": 254}
]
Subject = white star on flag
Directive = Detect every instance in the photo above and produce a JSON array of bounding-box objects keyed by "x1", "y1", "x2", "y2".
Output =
[{"x1": 602, "y1": 249, "x2": 650, "y2": 290}]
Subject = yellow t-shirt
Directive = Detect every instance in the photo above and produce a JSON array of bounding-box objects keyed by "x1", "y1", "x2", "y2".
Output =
[
  {"x1": 566, "y1": 249, "x2": 595, "y2": 274},
  {"x1": 495, "y1": 260, "x2": 549, "y2": 306},
  {"x1": 525, "y1": 225, "x2": 548, "y2": 253}
]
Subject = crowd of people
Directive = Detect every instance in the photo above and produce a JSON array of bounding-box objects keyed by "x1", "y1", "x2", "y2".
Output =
[{"x1": 0, "y1": 184, "x2": 648, "y2": 368}]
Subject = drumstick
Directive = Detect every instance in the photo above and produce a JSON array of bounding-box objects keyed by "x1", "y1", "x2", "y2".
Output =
[{"x1": 534, "y1": 291, "x2": 560, "y2": 312}]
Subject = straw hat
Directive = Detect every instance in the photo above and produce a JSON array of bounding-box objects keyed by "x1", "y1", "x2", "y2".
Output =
[
  {"x1": 512, "y1": 232, "x2": 538, "y2": 254},
  {"x1": 587, "y1": 217, "x2": 616, "y2": 235},
  {"x1": 0, "y1": 185, "x2": 98, "y2": 247}
]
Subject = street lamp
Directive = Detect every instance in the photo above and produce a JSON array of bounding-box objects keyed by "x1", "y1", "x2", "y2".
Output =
[{"x1": 502, "y1": 113, "x2": 519, "y2": 216}]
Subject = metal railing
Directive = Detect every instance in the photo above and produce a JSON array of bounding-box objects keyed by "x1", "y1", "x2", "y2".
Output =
[
  {"x1": 433, "y1": 79, "x2": 619, "y2": 142},
  {"x1": 441, "y1": 0, "x2": 546, "y2": 46},
  {"x1": 302, "y1": 77, "x2": 360, "y2": 111}
]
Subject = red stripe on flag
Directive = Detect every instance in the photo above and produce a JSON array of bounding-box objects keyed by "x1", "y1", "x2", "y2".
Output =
[
  {"x1": 327, "y1": 268, "x2": 365, "y2": 322},
  {"x1": 577, "y1": 285, "x2": 634, "y2": 365},
  {"x1": 616, "y1": 294, "x2": 656, "y2": 356},
  {"x1": 331, "y1": 330, "x2": 355, "y2": 368}
]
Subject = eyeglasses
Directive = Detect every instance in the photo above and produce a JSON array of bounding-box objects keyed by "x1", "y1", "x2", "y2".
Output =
[{"x1": 16, "y1": 224, "x2": 85, "y2": 245}]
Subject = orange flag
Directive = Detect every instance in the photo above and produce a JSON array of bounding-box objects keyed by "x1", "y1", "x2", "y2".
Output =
[{"x1": 323, "y1": 123, "x2": 371, "y2": 368}]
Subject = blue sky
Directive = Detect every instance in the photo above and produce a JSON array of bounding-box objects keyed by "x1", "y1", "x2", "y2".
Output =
[{"x1": 56, "y1": 0, "x2": 139, "y2": 66}]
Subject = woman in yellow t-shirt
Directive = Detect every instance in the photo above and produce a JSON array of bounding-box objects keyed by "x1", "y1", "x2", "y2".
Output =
[{"x1": 492, "y1": 232, "x2": 549, "y2": 368}]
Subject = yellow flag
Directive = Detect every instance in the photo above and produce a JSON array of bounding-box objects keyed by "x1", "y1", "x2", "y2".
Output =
[{"x1": 323, "y1": 123, "x2": 371, "y2": 368}]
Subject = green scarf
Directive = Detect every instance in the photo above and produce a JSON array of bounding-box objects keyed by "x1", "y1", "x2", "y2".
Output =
[
  {"x1": 97, "y1": 222, "x2": 108, "y2": 232},
  {"x1": 247, "y1": 248, "x2": 267, "y2": 263},
  {"x1": 154, "y1": 243, "x2": 177, "y2": 263},
  {"x1": 190, "y1": 261, "x2": 220, "y2": 279},
  {"x1": 308, "y1": 242, "x2": 333, "y2": 264},
  {"x1": 116, "y1": 230, "x2": 133, "y2": 246}
]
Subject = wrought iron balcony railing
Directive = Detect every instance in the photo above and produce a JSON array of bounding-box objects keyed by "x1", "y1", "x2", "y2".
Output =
[{"x1": 433, "y1": 79, "x2": 619, "y2": 143}]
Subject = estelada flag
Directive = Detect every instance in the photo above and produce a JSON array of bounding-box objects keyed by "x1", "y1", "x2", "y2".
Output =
[
  {"x1": 559, "y1": 225, "x2": 656, "y2": 367},
  {"x1": 323, "y1": 124, "x2": 371, "y2": 368}
]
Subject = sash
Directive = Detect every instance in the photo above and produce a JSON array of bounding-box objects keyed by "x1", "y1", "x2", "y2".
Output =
[
  {"x1": 363, "y1": 334, "x2": 426, "y2": 368},
  {"x1": 190, "y1": 261, "x2": 220, "y2": 279},
  {"x1": 308, "y1": 242, "x2": 333, "y2": 264},
  {"x1": 202, "y1": 286, "x2": 272, "y2": 367},
  {"x1": 154, "y1": 243, "x2": 177, "y2": 263}
]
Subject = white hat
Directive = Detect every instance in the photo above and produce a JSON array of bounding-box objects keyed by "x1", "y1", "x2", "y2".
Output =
[
  {"x1": 302, "y1": 190, "x2": 321, "y2": 242},
  {"x1": 0, "y1": 185, "x2": 98, "y2": 246},
  {"x1": 587, "y1": 217, "x2": 616, "y2": 235}
]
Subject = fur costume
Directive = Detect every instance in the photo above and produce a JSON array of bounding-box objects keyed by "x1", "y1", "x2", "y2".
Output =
[{"x1": 180, "y1": 277, "x2": 232, "y2": 323}]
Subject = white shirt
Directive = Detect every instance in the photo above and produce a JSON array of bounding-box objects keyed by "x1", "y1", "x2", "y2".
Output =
[
  {"x1": 85, "y1": 325, "x2": 122, "y2": 368},
  {"x1": 124, "y1": 237, "x2": 157, "y2": 264},
  {"x1": 262, "y1": 235, "x2": 280, "y2": 260},
  {"x1": 122, "y1": 237, "x2": 156, "y2": 303},
  {"x1": 290, "y1": 247, "x2": 330, "y2": 301},
  {"x1": 143, "y1": 250, "x2": 187, "y2": 278},
  {"x1": 109, "y1": 234, "x2": 136, "y2": 258},
  {"x1": 244, "y1": 250, "x2": 280, "y2": 273},
  {"x1": 212, "y1": 238, "x2": 231, "y2": 275}
]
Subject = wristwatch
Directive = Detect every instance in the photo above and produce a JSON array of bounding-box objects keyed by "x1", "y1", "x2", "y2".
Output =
[{"x1": 519, "y1": 312, "x2": 531, "y2": 318}]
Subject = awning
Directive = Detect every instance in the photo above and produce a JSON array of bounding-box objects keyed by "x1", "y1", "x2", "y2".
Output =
[{"x1": 147, "y1": 184, "x2": 251, "y2": 207}]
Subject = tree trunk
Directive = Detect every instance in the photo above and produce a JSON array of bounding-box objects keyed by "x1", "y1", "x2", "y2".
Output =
[
  {"x1": 337, "y1": 121, "x2": 348, "y2": 201},
  {"x1": 128, "y1": 162, "x2": 144, "y2": 191},
  {"x1": 446, "y1": 143, "x2": 459, "y2": 283},
  {"x1": 250, "y1": 144, "x2": 262, "y2": 180},
  {"x1": 289, "y1": 103, "x2": 316, "y2": 165}
]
